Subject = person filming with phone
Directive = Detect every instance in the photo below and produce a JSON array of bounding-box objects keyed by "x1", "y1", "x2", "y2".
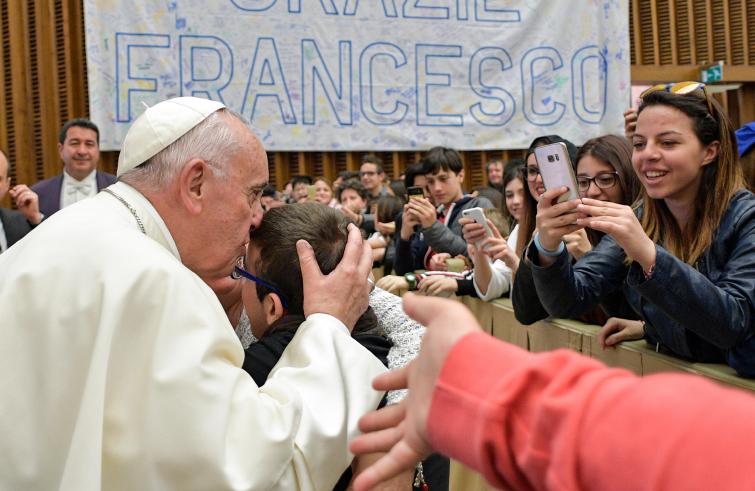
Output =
[
  {"x1": 394, "y1": 147, "x2": 492, "y2": 279},
  {"x1": 527, "y1": 82, "x2": 755, "y2": 376}
]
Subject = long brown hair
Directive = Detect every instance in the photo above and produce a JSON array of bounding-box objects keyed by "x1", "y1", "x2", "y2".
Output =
[
  {"x1": 516, "y1": 135, "x2": 578, "y2": 257},
  {"x1": 576, "y1": 135, "x2": 641, "y2": 246},
  {"x1": 637, "y1": 90, "x2": 744, "y2": 265}
]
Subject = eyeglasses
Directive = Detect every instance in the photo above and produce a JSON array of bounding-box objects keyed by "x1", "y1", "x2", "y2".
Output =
[
  {"x1": 640, "y1": 81, "x2": 713, "y2": 115},
  {"x1": 577, "y1": 172, "x2": 619, "y2": 192},
  {"x1": 231, "y1": 257, "x2": 290, "y2": 310},
  {"x1": 524, "y1": 166, "x2": 541, "y2": 182},
  {"x1": 360, "y1": 171, "x2": 378, "y2": 177}
]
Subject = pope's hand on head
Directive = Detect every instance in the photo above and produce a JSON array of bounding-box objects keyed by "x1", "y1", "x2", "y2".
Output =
[{"x1": 297, "y1": 223, "x2": 372, "y2": 331}]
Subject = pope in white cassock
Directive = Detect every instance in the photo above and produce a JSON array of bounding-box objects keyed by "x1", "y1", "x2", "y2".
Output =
[{"x1": 0, "y1": 97, "x2": 387, "y2": 490}]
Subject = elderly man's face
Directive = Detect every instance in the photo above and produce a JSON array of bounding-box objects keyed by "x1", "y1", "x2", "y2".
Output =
[
  {"x1": 58, "y1": 126, "x2": 100, "y2": 181},
  {"x1": 198, "y1": 116, "x2": 268, "y2": 280}
]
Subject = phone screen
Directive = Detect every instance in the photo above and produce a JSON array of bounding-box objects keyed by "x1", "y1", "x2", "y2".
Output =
[
  {"x1": 407, "y1": 186, "x2": 424, "y2": 200},
  {"x1": 306, "y1": 184, "x2": 317, "y2": 201}
]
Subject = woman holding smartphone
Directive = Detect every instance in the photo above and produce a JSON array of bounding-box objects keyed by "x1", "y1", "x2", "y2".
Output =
[
  {"x1": 463, "y1": 136, "x2": 578, "y2": 301},
  {"x1": 510, "y1": 134, "x2": 642, "y2": 325},
  {"x1": 529, "y1": 83, "x2": 755, "y2": 376}
]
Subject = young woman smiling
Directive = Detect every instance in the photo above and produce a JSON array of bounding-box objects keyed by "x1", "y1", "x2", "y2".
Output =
[
  {"x1": 462, "y1": 136, "x2": 578, "y2": 301},
  {"x1": 529, "y1": 83, "x2": 755, "y2": 376}
]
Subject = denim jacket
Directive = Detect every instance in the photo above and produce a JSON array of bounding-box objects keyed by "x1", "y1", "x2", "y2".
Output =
[{"x1": 527, "y1": 189, "x2": 755, "y2": 376}]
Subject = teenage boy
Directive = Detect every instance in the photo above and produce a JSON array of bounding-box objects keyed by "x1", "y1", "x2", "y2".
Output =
[
  {"x1": 236, "y1": 202, "x2": 396, "y2": 489},
  {"x1": 395, "y1": 147, "x2": 492, "y2": 274}
]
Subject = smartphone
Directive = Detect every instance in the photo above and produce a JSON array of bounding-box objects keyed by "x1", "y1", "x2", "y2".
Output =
[
  {"x1": 461, "y1": 207, "x2": 493, "y2": 248},
  {"x1": 407, "y1": 186, "x2": 424, "y2": 200},
  {"x1": 533, "y1": 142, "x2": 580, "y2": 203},
  {"x1": 306, "y1": 184, "x2": 317, "y2": 201}
]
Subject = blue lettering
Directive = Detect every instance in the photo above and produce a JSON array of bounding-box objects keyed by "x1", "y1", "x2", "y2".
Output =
[
  {"x1": 229, "y1": 0, "x2": 276, "y2": 12},
  {"x1": 241, "y1": 37, "x2": 297, "y2": 124},
  {"x1": 179, "y1": 35, "x2": 234, "y2": 103},
  {"x1": 468, "y1": 47, "x2": 515, "y2": 127},
  {"x1": 288, "y1": 0, "x2": 338, "y2": 14},
  {"x1": 359, "y1": 42, "x2": 408, "y2": 125},
  {"x1": 475, "y1": 0, "x2": 520, "y2": 23},
  {"x1": 301, "y1": 39, "x2": 353, "y2": 125},
  {"x1": 403, "y1": 0, "x2": 450, "y2": 19},
  {"x1": 115, "y1": 33, "x2": 171, "y2": 122},
  {"x1": 571, "y1": 45, "x2": 607, "y2": 124},
  {"x1": 416, "y1": 44, "x2": 463, "y2": 126},
  {"x1": 520, "y1": 47, "x2": 566, "y2": 126}
]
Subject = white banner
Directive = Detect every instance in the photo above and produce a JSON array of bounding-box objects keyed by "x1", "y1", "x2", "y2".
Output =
[{"x1": 84, "y1": 1, "x2": 630, "y2": 151}]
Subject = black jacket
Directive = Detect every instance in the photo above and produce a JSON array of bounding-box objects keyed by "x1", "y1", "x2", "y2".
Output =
[
  {"x1": 527, "y1": 189, "x2": 755, "y2": 376},
  {"x1": 513, "y1": 240, "x2": 637, "y2": 326},
  {"x1": 0, "y1": 208, "x2": 34, "y2": 250}
]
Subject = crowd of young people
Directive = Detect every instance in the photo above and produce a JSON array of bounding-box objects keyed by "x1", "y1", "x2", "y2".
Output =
[
  {"x1": 272, "y1": 81, "x2": 755, "y2": 379},
  {"x1": 4, "y1": 82, "x2": 755, "y2": 490}
]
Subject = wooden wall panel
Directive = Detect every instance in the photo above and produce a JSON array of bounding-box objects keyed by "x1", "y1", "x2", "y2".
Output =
[{"x1": 2, "y1": 0, "x2": 754, "y2": 209}]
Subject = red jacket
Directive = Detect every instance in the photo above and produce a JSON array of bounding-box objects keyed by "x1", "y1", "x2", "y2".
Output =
[{"x1": 428, "y1": 332, "x2": 755, "y2": 490}]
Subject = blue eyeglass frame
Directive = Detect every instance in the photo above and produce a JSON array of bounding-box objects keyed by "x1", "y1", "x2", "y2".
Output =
[{"x1": 232, "y1": 265, "x2": 290, "y2": 310}]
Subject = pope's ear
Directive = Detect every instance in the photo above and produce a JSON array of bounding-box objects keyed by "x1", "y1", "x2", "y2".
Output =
[
  {"x1": 178, "y1": 158, "x2": 208, "y2": 214},
  {"x1": 264, "y1": 293, "x2": 286, "y2": 325}
]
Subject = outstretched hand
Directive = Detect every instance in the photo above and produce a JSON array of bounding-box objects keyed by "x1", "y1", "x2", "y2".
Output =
[
  {"x1": 350, "y1": 293, "x2": 481, "y2": 490},
  {"x1": 297, "y1": 223, "x2": 372, "y2": 330}
]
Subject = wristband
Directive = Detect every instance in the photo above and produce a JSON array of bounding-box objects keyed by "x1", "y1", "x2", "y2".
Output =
[
  {"x1": 404, "y1": 272, "x2": 417, "y2": 291},
  {"x1": 534, "y1": 233, "x2": 565, "y2": 257}
]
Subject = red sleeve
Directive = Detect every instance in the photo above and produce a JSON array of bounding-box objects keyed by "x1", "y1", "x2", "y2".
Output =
[{"x1": 427, "y1": 332, "x2": 755, "y2": 491}]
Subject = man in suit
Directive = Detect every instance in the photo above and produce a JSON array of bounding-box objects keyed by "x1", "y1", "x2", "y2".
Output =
[
  {"x1": 0, "y1": 150, "x2": 41, "y2": 252},
  {"x1": 31, "y1": 118, "x2": 116, "y2": 217}
]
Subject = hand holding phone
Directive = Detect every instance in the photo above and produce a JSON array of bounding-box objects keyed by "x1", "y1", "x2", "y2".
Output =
[
  {"x1": 534, "y1": 143, "x2": 580, "y2": 204},
  {"x1": 461, "y1": 207, "x2": 493, "y2": 249}
]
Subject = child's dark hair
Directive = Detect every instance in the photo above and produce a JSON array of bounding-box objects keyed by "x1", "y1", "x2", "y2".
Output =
[
  {"x1": 249, "y1": 203, "x2": 349, "y2": 316},
  {"x1": 420, "y1": 146, "x2": 463, "y2": 175}
]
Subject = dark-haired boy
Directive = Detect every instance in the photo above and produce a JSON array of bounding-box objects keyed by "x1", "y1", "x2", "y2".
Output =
[
  {"x1": 237, "y1": 202, "x2": 393, "y2": 489},
  {"x1": 395, "y1": 147, "x2": 492, "y2": 275}
]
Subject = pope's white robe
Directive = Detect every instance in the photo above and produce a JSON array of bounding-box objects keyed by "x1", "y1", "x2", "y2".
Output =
[{"x1": 0, "y1": 182, "x2": 387, "y2": 490}]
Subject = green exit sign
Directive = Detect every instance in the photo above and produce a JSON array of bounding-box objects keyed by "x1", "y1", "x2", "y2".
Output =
[{"x1": 701, "y1": 62, "x2": 724, "y2": 83}]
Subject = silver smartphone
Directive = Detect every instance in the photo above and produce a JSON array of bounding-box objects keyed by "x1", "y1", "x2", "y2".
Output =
[
  {"x1": 461, "y1": 207, "x2": 493, "y2": 249},
  {"x1": 533, "y1": 142, "x2": 580, "y2": 203}
]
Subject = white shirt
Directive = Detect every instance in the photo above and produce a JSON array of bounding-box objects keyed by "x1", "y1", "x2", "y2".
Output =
[
  {"x1": 0, "y1": 182, "x2": 386, "y2": 490},
  {"x1": 473, "y1": 224, "x2": 519, "y2": 301},
  {"x1": 60, "y1": 170, "x2": 98, "y2": 209}
]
